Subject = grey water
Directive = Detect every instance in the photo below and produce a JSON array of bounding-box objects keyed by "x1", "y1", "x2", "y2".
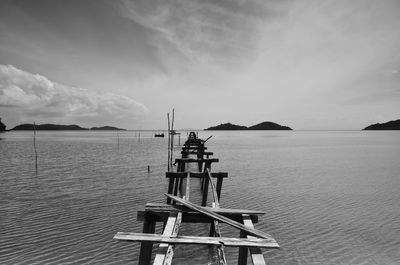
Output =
[{"x1": 0, "y1": 130, "x2": 399, "y2": 264}]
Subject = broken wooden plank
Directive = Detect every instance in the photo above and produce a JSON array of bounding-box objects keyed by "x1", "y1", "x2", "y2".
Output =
[
  {"x1": 154, "y1": 191, "x2": 189, "y2": 264},
  {"x1": 114, "y1": 233, "x2": 279, "y2": 248},
  {"x1": 153, "y1": 213, "x2": 180, "y2": 264},
  {"x1": 164, "y1": 194, "x2": 276, "y2": 241},
  {"x1": 240, "y1": 214, "x2": 269, "y2": 265},
  {"x1": 154, "y1": 187, "x2": 189, "y2": 265},
  {"x1": 207, "y1": 169, "x2": 220, "y2": 207},
  {"x1": 206, "y1": 169, "x2": 227, "y2": 265}
]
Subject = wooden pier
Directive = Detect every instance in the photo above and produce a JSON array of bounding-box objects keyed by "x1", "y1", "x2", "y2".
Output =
[{"x1": 114, "y1": 132, "x2": 279, "y2": 264}]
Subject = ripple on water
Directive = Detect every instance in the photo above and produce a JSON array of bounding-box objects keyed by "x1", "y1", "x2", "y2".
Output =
[{"x1": 1, "y1": 130, "x2": 400, "y2": 264}]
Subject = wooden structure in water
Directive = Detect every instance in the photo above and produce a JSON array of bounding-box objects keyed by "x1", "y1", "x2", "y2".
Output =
[{"x1": 114, "y1": 132, "x2": 279, "y2": 264}]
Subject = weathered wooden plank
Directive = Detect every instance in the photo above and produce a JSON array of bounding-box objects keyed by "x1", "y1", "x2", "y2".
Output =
[
  {"x1": 175, "y1": 158, "x2": 218, "y2": 163},
  {"x1": 153, "y1": 214, "x2": 177, "y2": 263},
  {"x1": 154, "y1": 192, "x2": 189, "y2": 265},
  {"x1": 114, "y1": 233, "x2": 279, "y2": 248},
  {"x1": 242, "y1": 214, "x2": 268, "y2": 265},
  {"x1": 185, "y1": 172, "x2": 190, "y2": 200},
  {"x1": 152, "y1": 212, "x2": 182, "y2": 265},
  {"x1": 206, "y1": 169, "x2": 219, "y2": 207},
  {"x1": 181, "y1": 146, "x2": 207, "y2": 150},
  {"x1": 166, "y1": 172, "x2": 228, "y2": 179},
  {"x1": 181, "y1": 151, "x2": 213, "y2": 155},
  {"x1": 164, "y1": 194, "x2": 276, "y2": 241},
  {"x1": 145, "y1": 203, "x2": 265, "y2": 215},
  {"x1": 206, "y1": 169, "x2": 227, "y2": 265},
  {"x1": 137, "y1": 210, "x2": 259, "y2": 224}
]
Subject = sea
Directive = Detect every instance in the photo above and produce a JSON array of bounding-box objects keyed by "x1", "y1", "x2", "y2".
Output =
[{"x1": 0, "y1": 130, "x2": 399, "y2": 265}]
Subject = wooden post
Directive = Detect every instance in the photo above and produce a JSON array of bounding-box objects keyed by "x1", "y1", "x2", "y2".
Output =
[
  {"x1": 216, "y1": 177, "x2": 224, "y2": 201},
  {"x1": 239, "y1": 214, "x2": 268, "y2": 265},
  {"x1": 201, "y1": 177, "x2": 209, "y2": 206},
  {"x1": 173, "y1": 176, "x2": 180, "y2": 205},
  {"x1": 33, "y1": 122, "x2": 38, "y2": 171},
  {"x1": 166, "y1": 176, "x2": 175, "y2": 204},
  {"x1": 238, "y1": 229, "x2": 249, "y2": 265},
  {"x1": 138, "y1": 216, "x2": 156, "y2": 265}
]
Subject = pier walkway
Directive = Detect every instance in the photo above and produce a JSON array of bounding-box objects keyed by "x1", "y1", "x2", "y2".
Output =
[{"x1": 114, "y1": 132, "x2": 279, "y2": 264}]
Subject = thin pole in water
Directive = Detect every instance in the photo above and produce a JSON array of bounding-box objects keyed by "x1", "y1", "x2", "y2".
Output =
[
  {"x1": 170, "y1": 108, "x2": 175, "y2": 170},
  {"x1": 167, "y1": 112, "x2": 171, "y2": 171},
  {"x1": 117, "y1": 130, "x2": 120, "y2": 150},
  {"x1": 33, "y1": 122, "x2": 38, "y2": 171}
]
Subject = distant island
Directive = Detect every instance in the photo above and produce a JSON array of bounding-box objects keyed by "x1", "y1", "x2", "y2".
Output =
[
  {"x1": 206, "y1": 123, "x2": 247, "y2": 130},
  {"x1": 12, "y1": 123, "x2": 88, "y2": 130},
  {"x1": 205, "y1": 121, "x2": 292, "y2": 130},
  {"x1": 90, "y1": 126, "x2": 125, "y2": 131},
  {"x1": 11, "y1": 123, "x2": 126, "y2": 131},
  {"x1": 0, "y1": 118, "x2": 6, "y2": 132},
  {"x1": 363, "y1": 119, "x2": 400, "y2": 130}
]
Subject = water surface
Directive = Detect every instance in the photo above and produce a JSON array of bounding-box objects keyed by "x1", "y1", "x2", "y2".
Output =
[{"x1": 0, "y1": 130, "x2": 399, "y2": 264}]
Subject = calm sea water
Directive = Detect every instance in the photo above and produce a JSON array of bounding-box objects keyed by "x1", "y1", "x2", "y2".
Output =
[{"x1": 0, "y1": 130, "x2": 399, "y2": 265}]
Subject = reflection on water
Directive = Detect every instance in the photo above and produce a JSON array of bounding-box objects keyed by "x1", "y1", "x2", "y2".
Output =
[{"x1": 1, "y1": 130, "x2": 399, "y2": 264}]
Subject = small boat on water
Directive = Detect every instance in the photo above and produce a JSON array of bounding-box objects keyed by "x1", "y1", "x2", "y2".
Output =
[{"x1": 154, "y1": 133, "x2": 164, "y2": 138}]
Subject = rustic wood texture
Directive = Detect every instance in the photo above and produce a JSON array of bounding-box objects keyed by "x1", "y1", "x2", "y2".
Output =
[
  {"x1": 206, "y1": 169, "x2": 227, "y2": 265},
  {"x1": 164, "y1": 194, "x2": 277, "y2": 242},
  {"x1": 241, "y1": 214, "x2": 268, "y2": 265},
  {"x1": 138, "y1": 217, "x2": 156, "y2": 265},
  {"x1": 175, "y1": 158, "x2": 219, "y2": 163},
  {"x1": 137, "y1": 210, "x2": 259, "y2": 224},
  {"x1": 181, "y1": 151, "x2": 213, "y2": 156},
  {"x1": 144, "y1": 203, "x2": 265, "y2": 215},
  {"x1": 114, "y1": 233, "x2": 278, "y2": 248},
  {"x1": 114, "y1": 132, "x2": 279, "y2": 265},
  {"x1": 165, "y1": 172, "x2": 228, "y2": 179},
  {"x1": 152, "y1": 212, "x2": 182, "y2": 265}
]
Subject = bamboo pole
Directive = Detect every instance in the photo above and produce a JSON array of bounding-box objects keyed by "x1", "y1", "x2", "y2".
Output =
[
  {"x1": 167, "y1": 113, "x2": 171, "y2": 172},
  {"x1": 117, "y1": 130, "x2": 120, "y2": 150},
  {"x1": 33, "y1": 122, "x2": 38, "y2": 171},
  {"x1": 170, "y1": 109, "x2": 175, "y2": 170}
]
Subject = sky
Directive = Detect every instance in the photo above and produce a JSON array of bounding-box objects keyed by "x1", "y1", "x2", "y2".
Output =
[{"x1": 0, "y1": 0, "x2": 399, "y2": 130}]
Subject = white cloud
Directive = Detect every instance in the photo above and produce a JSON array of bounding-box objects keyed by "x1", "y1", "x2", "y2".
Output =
[{"x1": 0, "y1": 64, "x2": 147, "y2": 126}]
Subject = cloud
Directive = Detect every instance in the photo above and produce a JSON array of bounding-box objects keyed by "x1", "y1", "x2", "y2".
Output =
[
  {"x1": 0, "y1": 64, "x2": 147, "y2": 126},
  {"x1": 118, "y1": 0, "x2": 284, "y2": 65}
]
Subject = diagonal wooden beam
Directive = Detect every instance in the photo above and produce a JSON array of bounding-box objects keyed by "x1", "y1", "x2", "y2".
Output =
[
  {"x1": 164, "y1": 194, "x2": 277, "y2": 242},
  {"x1": 206, "y1": 169, "x2": 227, "y2": 264}
]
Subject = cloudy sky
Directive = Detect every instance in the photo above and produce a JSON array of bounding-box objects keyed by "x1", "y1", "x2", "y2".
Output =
[{"x1": 0, "y1": 0, "x2": 399, "y2": 130}]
